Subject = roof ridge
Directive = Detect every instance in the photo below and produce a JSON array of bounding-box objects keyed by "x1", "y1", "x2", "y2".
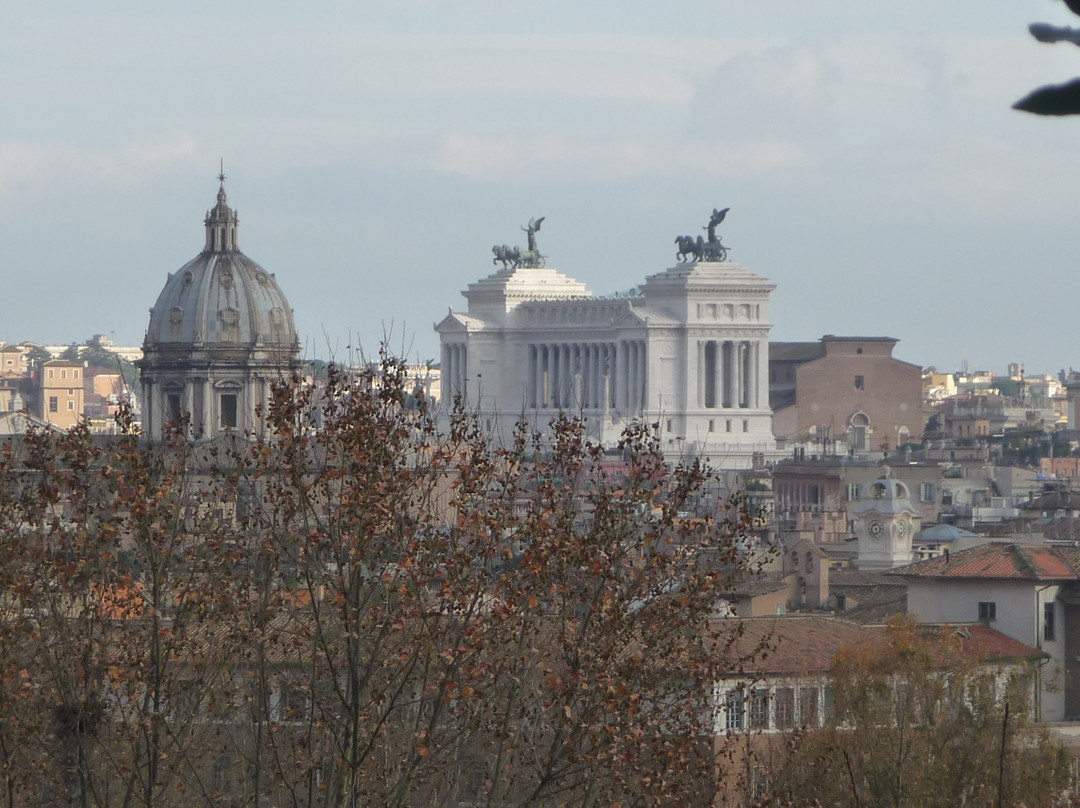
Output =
[
  {"x1": 1012, "y1": 543, "x2": 1040, "y2": 579},
  {"x1": 1054, "y1": 545, "x2": 1080, "y2": 578}
]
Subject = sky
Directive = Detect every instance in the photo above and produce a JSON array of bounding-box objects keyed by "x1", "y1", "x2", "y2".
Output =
[{"x1": 3, "y1": 1, "x2": 1080, "y2": 375}]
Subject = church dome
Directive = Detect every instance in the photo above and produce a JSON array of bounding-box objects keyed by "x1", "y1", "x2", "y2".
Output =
[{"x1": 144, "y1": 180, "x2": 298, "y2": 350}]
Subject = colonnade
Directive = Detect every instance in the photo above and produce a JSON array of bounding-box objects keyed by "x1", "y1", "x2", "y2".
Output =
[
  {"x1": 527, "y1": 339, "x2": 646, "y2": 414},
  {"x1": 442, "y1": 343, "x2": 468, "y2": 401},
  {"x1": 143, "y1": 374, "x2": 267, "y2": 440},
  {"x1": 696, "y1": 339, "x2": 761, "y2": 409}
]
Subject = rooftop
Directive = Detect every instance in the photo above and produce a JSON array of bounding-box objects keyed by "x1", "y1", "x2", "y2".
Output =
[
  {"x1": 714, "y1": 615, "x2": 1045, "y2": 677},
  {"x1": 892, "y1": 542, "x2": 1080, "y2": 581}
]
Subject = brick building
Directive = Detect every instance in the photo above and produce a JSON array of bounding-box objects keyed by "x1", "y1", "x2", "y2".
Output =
[{"x1": 769, "y1": 335, "x2": 924, "y2": 455}]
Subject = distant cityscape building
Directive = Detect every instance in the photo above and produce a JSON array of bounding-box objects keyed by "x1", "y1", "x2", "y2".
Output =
[
  {"x1": 852, "y1": 473, "x2": 919, "y2": 570},
  {"x1": 137, "y1": 178, "x2": 300, "y2": 440},
  {"x1": 435, "y1": 254, "x2": 781, "y2": 469},
  {"x1": 38, "y1": 359, "x2": 84, "y2": 430},
  {"x1": 43, "y1": 335, "x2": 143, "y2": 365},
  {"x1": 769, "y1": 335, "x2": 924, "y2": 455}
]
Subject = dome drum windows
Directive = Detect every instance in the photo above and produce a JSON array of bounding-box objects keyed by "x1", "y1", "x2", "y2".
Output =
[
  {"x1": 162, "y1": 379, "x2": 185, "y2": 426},
  {"x1": 214, "y1": 380, "x2": 243, "y2": 431},
  {"x1": 220, "y1": 393, "x2": 238, "y2": 430}
]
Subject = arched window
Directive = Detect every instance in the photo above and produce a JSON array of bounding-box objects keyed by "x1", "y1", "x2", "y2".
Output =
[
  {"x1": 806, "y1": 552, "x2": 814, "y2": 572},
  {"x1": 850, "y1": 412, "x2": 871, "y2": 452}
]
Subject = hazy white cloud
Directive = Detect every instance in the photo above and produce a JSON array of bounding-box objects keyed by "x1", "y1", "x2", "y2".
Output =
[
  {"x1": 429, "y1": 132, "x2": 815, "y2": 182},
  {"x1": 0, "y1": 135, "x2": 200, "y2": 200},
  {"x1": 691, "y1": 43, "x2": 842, "y2": 140}
]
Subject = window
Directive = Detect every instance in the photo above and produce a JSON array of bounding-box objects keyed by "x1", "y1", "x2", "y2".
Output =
[
  {"x1": 726, "y1": 419, "x2": 732, "y2": 433},
  {"x1": 49, "y1": 396, "x2": 58, "y2": 413},
  {"x1": 854, "y1": 375, "x2": 864, "y2": 390},
  {"x1": 725, "y1": 689, "x2": 744, "y2": 731},
  {"x1": 67, "y1": 401, "x2": 74, "y2": 411},
  {"x1": 1045, "y1": 602, "x2": 1056, "y2": 642},
  {"x1": 978, "y1": 601, "x2": 996, "y2": 622},
  {"x1": 920, "y1": 482, "x2": 936, "y2": 503},
  {"x1": 166, "y1": 393, "x2": 182, "y2": 424},
  {"x1": 220, "y1": 393, "x2": 238, "y2": 429},
  {"x1": 847, "y1": 483, "x2": 861, "y2": 501},
  {"x1": 823, "y1": 686, "x2": 836, "y2": 721},
  {"x1": 708, "y1": 419, "x2": 714, "y2": 433},
  {"x1": 799, "y1": 687, "x2": 819, "y2": 727},
  {"x1": 775, "y1": 687, "x2": 795, "y2": 729},
  {"x1": 666, "y1": 419, "x2": 672, "y2": 433},
  {"x1": 850, "y1": 413, "x2": 870, "y2": 451},
  {"x1": 805, "y1": 552, "x2": 814, "y2": 573},
  {"x1": 211, "y1": 757, "x2": 230, "y2": 794},
  {"x1": 791, "y1": 550, "x2": 799, "y2": 571},
  {"x1": 751, "y1": 766, "x2": 769, "y2": 801},
  {"x1": 277, "y1": 678, "x2": 312, "y2": 723},
  {"x1": 749, "y1": 688, "x2": 769, "y2": 729},
  {"x1": 742, "y1": 419, "x2": 749, "y2": 432}
]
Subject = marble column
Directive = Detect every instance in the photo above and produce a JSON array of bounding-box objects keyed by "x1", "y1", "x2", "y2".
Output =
[
  {"x1": 635, "y1": 339, "x2": 643, "y2": 412},
  {"x1": 562, "y1": 344, "x2": 572, "y2": 407},
  {"x1": 749, "y1": 341, "x2": 760, "y2": 408},
  {"x1": 736, "y1": 341, "x2": 746, "y2": 408},
  {"x1": 714, "y1": 340, "x2": 724, "y2": 410},
  {"x1": 723, "y1": 341, "x2": 735, "y2": 409},
  {"x1": 621, "y1": 341, "x2": 628, "y2": 414},
  {"x1": 697, "y1": 341, "x2": 706, "y2": 408}
]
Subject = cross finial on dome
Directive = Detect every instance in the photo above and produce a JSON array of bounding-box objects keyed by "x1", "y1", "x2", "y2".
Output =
[{"x1": 218, "y1": 158, "x2": 226, "y2": 186}]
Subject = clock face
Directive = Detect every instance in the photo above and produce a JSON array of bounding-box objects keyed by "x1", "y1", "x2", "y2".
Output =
[
  {"x1": 868, "y1": 519, "x2": 885, "y2": 539},
  {"x1": 896, "y1": 520, "x2": 908, "y2": 538}
]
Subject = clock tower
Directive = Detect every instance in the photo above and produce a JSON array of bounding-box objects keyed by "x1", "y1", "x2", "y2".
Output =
[{"x1": 853, "y1": 471, "x2": 920, "y2": 570}]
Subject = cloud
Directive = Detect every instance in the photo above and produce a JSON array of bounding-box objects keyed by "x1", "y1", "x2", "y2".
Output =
[
  {"x1": 428, "y1": 131, "x2": 815, "y2": 182},
  {"x1": 0, "y1": 135, "x2": 200, "y2": 200},
  {"x1": 691, "y1": 43, "x2": 843, "y2": 140}
]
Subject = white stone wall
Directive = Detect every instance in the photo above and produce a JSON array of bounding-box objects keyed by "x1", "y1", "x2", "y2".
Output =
[
  {"x1": 435, "y1": 261, "x2": 782, "y2": 469},
  {"x1": 906, "y1": 578, "x2": 1062, "y2": 721}
]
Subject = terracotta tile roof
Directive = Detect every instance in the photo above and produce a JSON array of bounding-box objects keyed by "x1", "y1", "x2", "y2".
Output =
[
  {"x1": 714, "y1": 616, "x2": 876, "y2": 677},
  {"x1": 952, "y1": 623, "x2": 1048, "y2": 663},
  {"x1": 892, "y1": 542, "x2": 1080, "y2": 581},
  {"x1": 714, "y1": 615, "x2": 1045, "y2": 678}
]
